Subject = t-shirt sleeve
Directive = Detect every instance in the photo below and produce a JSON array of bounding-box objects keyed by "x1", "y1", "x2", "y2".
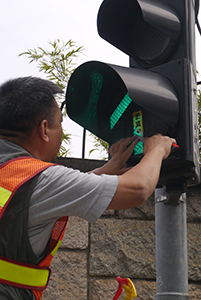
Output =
[{"x1": 29, "y1": 165, "x2": 118, "y2": 224}]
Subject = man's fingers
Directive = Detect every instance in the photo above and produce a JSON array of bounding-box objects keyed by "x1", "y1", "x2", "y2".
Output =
[
  {"x1": 122, "y1": 139, "x2": 139, "y2": 159},
  {"x1": 110, "y1": 136, "x2": 138, "y2": 156}
]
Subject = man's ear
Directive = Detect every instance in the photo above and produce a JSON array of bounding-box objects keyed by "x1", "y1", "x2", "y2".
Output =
[{"x1": 38, "y1": 120, "x2": 50, "y2": 142}]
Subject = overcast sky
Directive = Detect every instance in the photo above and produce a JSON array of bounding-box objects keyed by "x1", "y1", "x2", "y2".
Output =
[{"x1": 0, "y1": 0, "x2": 201, "y2": 158}]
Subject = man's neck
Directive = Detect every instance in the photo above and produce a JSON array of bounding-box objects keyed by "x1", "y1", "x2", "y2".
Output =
[{"x1": 0, "y1": 130, "x2": 39, "y2": 159}]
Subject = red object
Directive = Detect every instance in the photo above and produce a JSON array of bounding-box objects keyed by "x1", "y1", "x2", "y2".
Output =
[
  {"x1": 172, "y1": 143, "x2": 179, "y2": 148},
  {"x1": 113, "y1": 277, "x2": 129, "y2": 300}
]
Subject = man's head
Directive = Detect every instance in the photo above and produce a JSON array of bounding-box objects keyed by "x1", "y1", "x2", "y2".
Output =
[
  {"x1": 0, "y1": 76, "x2": 63, "y2": 134},
  {"x1": 0, "y1": 77, "x2": 64, "y2": 161}
]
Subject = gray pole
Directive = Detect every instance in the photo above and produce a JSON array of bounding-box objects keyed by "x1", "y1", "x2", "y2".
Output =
[
  {"x1": 154, "y1": 186, "x2": 189, "y2": 300},
  {"x1": 82, "y1": 128, "x2": 86, "y2": 159}
]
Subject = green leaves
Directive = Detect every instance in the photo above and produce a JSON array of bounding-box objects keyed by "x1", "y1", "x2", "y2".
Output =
[
  {"x1": 89, "y1": 134, "x2": 109, "y2": 160},
  {"x1": 58, "y1": 132, "x2": 72, "y2": 157},
  {"x1": 19, "y1": 39, "x2": 84, "y2": 157},
  {"x1": 19, "y1": 39, "x2": 84, "y2": 91}
]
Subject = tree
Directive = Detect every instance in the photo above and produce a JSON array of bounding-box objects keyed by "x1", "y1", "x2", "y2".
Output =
[
  {"x1": 19, "y1": 39, "x2": 83, "y2": 157},
  {"x1": 19, "y1": 39, "x2": 109, "y2": 159},
  {"x1": 88, "y1": 135, "x2": 109, "y2": 160}
]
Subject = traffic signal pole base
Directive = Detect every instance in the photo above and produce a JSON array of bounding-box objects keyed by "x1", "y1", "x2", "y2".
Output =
[{"x1": 154, "y1": 186, "x2": 189, "y2": 300}]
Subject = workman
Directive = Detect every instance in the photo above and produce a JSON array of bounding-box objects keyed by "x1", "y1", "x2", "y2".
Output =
[{"x1": 0, "y1": 77, "x2": 176, "y2": 300}]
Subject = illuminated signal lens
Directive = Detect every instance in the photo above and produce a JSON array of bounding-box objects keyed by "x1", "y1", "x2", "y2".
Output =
[{"x1": 110, "y1": 93, "x2": 132, "y2": 129}]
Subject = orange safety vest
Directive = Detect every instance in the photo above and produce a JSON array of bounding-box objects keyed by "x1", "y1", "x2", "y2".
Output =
[{"x1": 0, "y1": 156, "x2": 68, "y2": 300}]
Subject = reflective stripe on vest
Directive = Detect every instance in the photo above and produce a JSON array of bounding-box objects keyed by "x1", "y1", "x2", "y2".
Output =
[
  {"x1": 0, "y1": 256, "x2": 51, "y2": 291},
  {"x1": 33, "y1": 217, "x2": 68, "y2": 300},
  {"x1": 0, "y1": 186, "x2": 11, "y2": 213},
  {"x1": 0, "y1": 156, "x2": 68, "y2": 294},
  {"x1": 0, "y1": 156, "x2": 54, "y2": 219}
]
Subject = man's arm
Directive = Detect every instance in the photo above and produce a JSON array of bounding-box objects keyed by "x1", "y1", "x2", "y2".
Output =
[{"x1": 91, "y1": 134, "x2": 176, "y2": 210}]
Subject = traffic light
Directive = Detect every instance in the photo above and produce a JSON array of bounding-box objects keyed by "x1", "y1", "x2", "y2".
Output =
[{"x1": 65, "y1": 0, "x2": 200, "y2": 188}]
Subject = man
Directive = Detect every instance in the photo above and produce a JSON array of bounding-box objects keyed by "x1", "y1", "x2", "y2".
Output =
[{"x1": 0, "y1": 77, "x2": 175, "y2": 300}]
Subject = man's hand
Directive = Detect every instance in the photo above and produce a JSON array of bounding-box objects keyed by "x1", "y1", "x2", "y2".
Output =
[
  {"x1": 143, "y1": 134, "x2": 176, "y2": 160},
  {"x1": 90, "y1": 134, "x2": 176, "y2": 176},
  {"x1": 107, "y1": 134, "x2": 177, "y2": 210},
  {"x1": 106, "y1": 136, "x2": 139, "y2": 175},
  {"x1": 106, "y1": 134, "x2": 176, "y2": 174},
  {"x1": 90, "y1": 136, "x2": 138, "y2": 175}
]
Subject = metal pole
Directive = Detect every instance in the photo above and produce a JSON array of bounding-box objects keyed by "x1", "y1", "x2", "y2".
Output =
[
  {"x1": 82, "y1": 128, "x2": 86, "y2": 159},
  {"x1": 154, "y1": 186, "x2": 189, "y2": 300}
]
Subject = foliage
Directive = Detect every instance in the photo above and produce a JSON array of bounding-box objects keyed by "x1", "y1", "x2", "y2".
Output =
[
  {"x1": 58, "y1": 132, "x2": 72, "y2": 157},
  {"x1": 19, "y1": 39, "x2": 83, "y2": 90},
  {"x1": 19, "y1": 39, "x2": 84, "y2": 157},
  {"x1": 89, "y1": 134, "x2": 109, "y2": 160}
]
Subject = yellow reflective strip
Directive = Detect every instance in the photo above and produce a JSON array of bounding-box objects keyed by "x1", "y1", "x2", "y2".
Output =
[
  {"x1": 51, "y1": 240, "x2": 62, "y2": 257},
  {"x1": 0, "y1": 187, "x2": 12, "y2": 207},
  {"x1": 0, "y1": 259, "x2": 49, "y2": 287}
]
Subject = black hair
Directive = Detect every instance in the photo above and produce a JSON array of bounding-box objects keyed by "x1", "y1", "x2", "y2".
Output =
[{"x1": 0, "y1": 76, "x2": 63, "y2": 133}]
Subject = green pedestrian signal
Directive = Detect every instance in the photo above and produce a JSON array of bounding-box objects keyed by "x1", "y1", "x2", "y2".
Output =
[
  {"x1": 110, "y1": 93, "x2": 132, "y2": 130},
  {"x1": 65, "y1": 0, "x2": 200, "y2": 188}
]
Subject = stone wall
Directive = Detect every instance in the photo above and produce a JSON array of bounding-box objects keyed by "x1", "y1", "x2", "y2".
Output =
[{"x1": 42, "y1": 158, "x2": 201, "y2": 300}]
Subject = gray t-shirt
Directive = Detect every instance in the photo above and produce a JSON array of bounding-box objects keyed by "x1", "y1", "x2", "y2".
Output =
[
  {"x1": 28, "y1": 165, "x2": 118, "y2": 256},
  {"x1": 0, "y1": 139, "x2": 118, "y2": 257}
]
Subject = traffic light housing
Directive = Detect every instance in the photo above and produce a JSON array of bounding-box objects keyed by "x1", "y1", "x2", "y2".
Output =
[{"x1": 65, "y1": 0, "x2": 200, "y2": 188}]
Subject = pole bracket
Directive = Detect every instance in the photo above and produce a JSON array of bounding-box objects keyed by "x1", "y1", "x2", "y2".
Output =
[{"x1": 155, "y1": 183, "x2": 187, "y2": 205}]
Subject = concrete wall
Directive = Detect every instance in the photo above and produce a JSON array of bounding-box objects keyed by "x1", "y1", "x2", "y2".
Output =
[{"x1": 42, "y1": 158, "x2": 201, "y2": 300}]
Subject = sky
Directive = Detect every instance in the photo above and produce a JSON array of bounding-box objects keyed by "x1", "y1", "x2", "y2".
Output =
[{"x1": 0, "y1": 0, "x2": 201, "y2": 159}]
